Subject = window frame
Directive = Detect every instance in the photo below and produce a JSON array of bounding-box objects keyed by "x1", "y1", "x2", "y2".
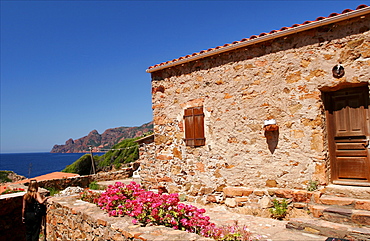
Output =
[{"x1": 184, "y1": 106, "x2": 206, "y2": 147}]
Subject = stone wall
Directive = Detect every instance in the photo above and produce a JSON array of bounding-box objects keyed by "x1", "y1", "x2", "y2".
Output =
[
  {"x1": 0, "y1": 193, "x2": 26, "y2": 240},
  {"x1": 46, "y1": 195, "x2": 208, "y2": 241},
  {"x1": 0, "y1": 188, "x2": 48, "y2": 241},
  {"x1": 143, "y1": 14, "x2": 370, "y2": 202},
  {"x1": 0, "y1": 169, "x2": 132, "y2": 240}
]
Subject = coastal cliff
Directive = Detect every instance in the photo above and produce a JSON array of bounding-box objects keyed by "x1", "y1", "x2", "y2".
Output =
[
  {"x1": 51, "y1": 122, "x2": 153, "y2": 153},
  {"x1": 0, "y1": 171, "x2": 26, "y2": 183}
]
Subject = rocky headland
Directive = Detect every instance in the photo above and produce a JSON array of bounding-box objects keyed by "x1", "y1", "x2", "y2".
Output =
[
  {"x1": 0, "y1": 171, "x2": 26, "y2": 183},
  {"x1": 51, "y1": 122, "x2": 153, "y2": 153}
]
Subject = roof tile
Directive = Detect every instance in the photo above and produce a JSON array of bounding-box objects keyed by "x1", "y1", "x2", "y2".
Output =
[
  {"x1": 148, "y1": 4, "x2": 369, "y2": 71},
  {"x1": 342, "y1": 9, "x2": 353, "y2": 13},
  {"x1": 357, "y1": 4, "x2": 368, "y2": 10},
  {"x1": 315, "y1": 16, "x2": 326, "y2": 21},
  {"x1": 329, "y1": 12, "x2": 340, "y2": 17}
]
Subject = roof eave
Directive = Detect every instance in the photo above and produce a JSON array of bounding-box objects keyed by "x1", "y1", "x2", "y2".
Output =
[{"x1": 146, "y1": 6, "x2": 370, "y2": 73}]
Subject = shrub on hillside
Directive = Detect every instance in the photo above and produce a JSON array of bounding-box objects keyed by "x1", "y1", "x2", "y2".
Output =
[
  {"x1": 62, "y1": 154, "x2": 98, "y2": 175},
  {"x1": 0, "y1": 171, "x2": 12, "y2": 183},
  {"x1": 63, "y1": 136, "x2": 140, "y2": 175},
  {"x1": 97, "y1": 137, "x2": 139, "y2": 169}
]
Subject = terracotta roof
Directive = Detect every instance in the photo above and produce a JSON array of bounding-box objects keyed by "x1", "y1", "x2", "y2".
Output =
[
  {"x1": 147, "y1": 4, "x2": 369, "y2": 73},
  {"x1": 15, "y1": 172, "x2": 79, "y2": 184},
  {"x1": 0, "y1": 172, "x2": 80, "y2": 193}
]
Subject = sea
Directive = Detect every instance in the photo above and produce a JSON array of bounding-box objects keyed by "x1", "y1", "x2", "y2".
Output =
[{"x1": 0, "y1": 152, "x2": 89, "y2": 178}]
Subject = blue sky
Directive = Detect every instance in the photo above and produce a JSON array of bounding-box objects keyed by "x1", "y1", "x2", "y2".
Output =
[{"x1": 0, "y1": 1, "x2": 367, "y2": 153}]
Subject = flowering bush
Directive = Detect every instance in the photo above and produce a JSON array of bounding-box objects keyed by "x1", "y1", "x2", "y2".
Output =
[
  {"x1": 1, "y1": 188, "x2": 25, "y2": 195},
  {"x1": 87, "y1": 181, "x2": 254, "y2": 240},
  {"x1": 207, "y1": 221, "x2": 256, "y2": 241},
  {"x1": 80, "y1": 189, "x2": 101, "y2": 203}
]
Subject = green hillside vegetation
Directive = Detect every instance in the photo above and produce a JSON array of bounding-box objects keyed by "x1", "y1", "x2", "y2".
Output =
[
  {"x1": 0, "y1": 171, "x2": 12, "y2": 183},
  {"x1": 62, "y1": 136, "x2": 143, "y2": 175},
  {"x1": 62, "y1": 154, "x2": 100, "y2": 175},
  {"x1": 98, "y1": 137, "x2": 139, "y2": 169}
]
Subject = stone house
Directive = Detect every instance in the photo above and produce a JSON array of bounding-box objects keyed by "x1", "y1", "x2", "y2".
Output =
[{"x1": 140, "y1": 4, "x2": 370, "y2": 208}]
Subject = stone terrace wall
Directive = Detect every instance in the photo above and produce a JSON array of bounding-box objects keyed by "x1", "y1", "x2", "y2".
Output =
[
  {"x1": 0, "y1": 193, "x2": 26, "y2": 240},
  {"x1": 0, "y1": 169, "x2": 132, "y2": 241},
  {"x1": 0, "y1": 188, "x2": 48, "y2": 241},
  {"x1": 46, "y1": 195, "x2": 209, "y2": 241},
  {"x1": 146, "y1": 13, "x2": 370, "y2": 201}
]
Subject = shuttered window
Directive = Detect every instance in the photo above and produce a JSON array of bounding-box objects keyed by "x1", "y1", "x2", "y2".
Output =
[{"x1": 184, "y1": 107, "x2": 205, "y2": 147}]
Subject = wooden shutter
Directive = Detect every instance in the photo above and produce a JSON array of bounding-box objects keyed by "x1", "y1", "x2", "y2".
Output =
[{"x1": 184, "y1": 107, "x2": 205, "y2": 147}]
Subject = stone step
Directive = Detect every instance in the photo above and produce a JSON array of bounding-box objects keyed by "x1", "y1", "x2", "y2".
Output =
[
  {"x1": 322, "y1": 184, "x2": 370, "y2": 199},
  {"x1": 315, "y1": 195, "x2": 370, "y2": 211},
  {"x1": 309, "y1": 204, "x2": 370, "y2": 228},
  {"x1": 318, "y1": 195, "x2": 355, "y2": 206},
  {"x1": 287, "y1": 218, "x2": 370, "y2": 241}
]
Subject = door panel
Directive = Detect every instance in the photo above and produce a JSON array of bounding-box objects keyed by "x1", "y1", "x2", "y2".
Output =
[
  {"x1": 332, "y1": 93, "x2": 367, "y2": 137},
  {"x1": 337, "y1": 157, "x2": 367, "y2": 179},
  {"x1": 324, "y1": 86, "x2": 370, "y2": 184}
]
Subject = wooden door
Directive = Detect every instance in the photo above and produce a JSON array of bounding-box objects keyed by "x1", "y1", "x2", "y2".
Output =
[{"x1": 324, "y1": 86, "x2": 370, "y2": 185}]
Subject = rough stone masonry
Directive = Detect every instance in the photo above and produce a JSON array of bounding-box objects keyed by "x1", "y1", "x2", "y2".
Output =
[{"x1": 140, "y1": 12, "x2": 370, "y2": 206}]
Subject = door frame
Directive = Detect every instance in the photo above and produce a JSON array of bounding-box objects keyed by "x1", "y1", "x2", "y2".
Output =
[{"x1": 322, "y1": 84, "x2": 370, "y2": 186}]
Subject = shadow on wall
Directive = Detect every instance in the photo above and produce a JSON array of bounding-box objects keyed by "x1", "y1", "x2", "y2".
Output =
[
  {"x1": 264, "y1": 124, "x2": 279, "y2": 154},
  {"x1": 0, "y1": 194, "x2": 26, "y2": 240}
]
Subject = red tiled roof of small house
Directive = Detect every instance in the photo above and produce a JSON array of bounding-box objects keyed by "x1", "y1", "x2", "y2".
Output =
[
  {"x1": 0, "y1": 172, "x2": 80, "y2": 194},
  {"x1": 147, "y1": 4, "x2": 369, "y2": 73}
]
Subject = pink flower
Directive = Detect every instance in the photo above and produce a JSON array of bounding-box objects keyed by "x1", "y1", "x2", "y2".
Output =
[
  {"x1": 110, "y1": 210, "x2": 117, "y2": 216},
  {"x1": 89, "y1": 181, "x2": 254, "y2": 240}
]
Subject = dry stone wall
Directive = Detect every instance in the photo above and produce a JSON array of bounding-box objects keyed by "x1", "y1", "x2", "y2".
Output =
[
  {"x1": 46, "y1": 195, "x2": 209, "y2": 241},
  {"x1": 0, "y1": 193, "x2": 26, "y2": 240},
  {"x1": 0, "y1": 188, "x2": 49, "y2": 241},
  {"x1": 143, "y1": 15, "x2": 370, "y2": 203},
  {"x1": 0, "y1": 170, "x2": 132, "y2": 241}
]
